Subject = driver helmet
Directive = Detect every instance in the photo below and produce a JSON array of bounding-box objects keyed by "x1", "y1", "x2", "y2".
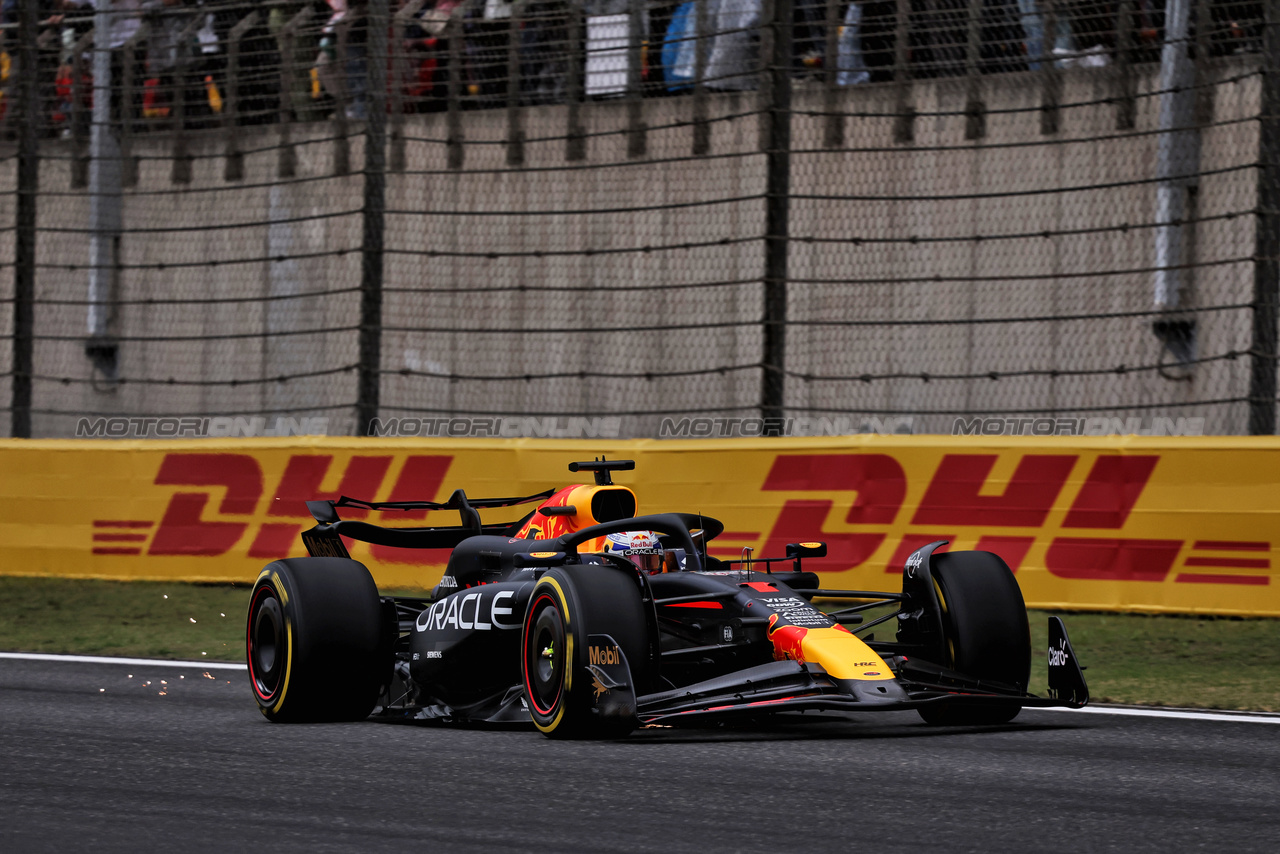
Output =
[{"x1": 603, "y1": 530, "x2": 664, "y2": 574}]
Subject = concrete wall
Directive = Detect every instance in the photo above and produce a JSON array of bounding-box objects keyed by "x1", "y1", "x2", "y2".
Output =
[
  {"x1": 785, "y1": 61, "x2": 1260, "y2": 433},
  {"x1": 5, "y1": 55, "x2": 1262, "y2": 437}
]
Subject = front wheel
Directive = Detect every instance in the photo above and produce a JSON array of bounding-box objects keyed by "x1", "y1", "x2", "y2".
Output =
[
  {"x1": 521, "y1": 565, "x2": 654, "y2": 739},
  {"x1": 916, "y1": 550, "x2": 1030, "y2": 726},
  {"x1": 247, "y1": 557, "x2": 389, "y2": 722}
]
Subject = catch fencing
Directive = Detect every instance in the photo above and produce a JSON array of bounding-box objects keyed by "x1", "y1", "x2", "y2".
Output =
[{"x1": 2, "y1": 0, "x2": 1278, "y2": 438}]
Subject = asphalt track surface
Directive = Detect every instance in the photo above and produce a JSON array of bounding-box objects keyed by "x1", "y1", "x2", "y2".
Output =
[{"x1": 3, "y1": 657, "x2": 1278, "y2": 853}]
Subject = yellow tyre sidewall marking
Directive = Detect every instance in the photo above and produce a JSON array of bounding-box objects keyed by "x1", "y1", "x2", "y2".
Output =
[
  {"x1": 268, "y1": 570, "x2": 293, "y2": 715},
  {"x1": 532, "y1": 576, "x2": 572, "y2": 733},
  {"x1": 271, "y1": 622, "x2": 293, "y2": 715}
]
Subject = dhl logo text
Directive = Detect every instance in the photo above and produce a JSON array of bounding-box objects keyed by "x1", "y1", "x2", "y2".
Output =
[
  {"x1": 92, "y1": 453, "x2": 455, "y2": 564},
  {"x1": 711, "y1": 453, "x2": 1272, "y2": 587},
  {"x1": 89, "y1": 450, "x2": 1272, "y2": 587}
]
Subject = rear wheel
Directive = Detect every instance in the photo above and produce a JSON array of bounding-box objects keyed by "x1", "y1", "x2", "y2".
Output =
[
  {"x1": 246, "y1": 557, "x2": 389, "y2": 722},
  {"x1": 917, "y1": 550, "x2": 1030, "y2": 726},
  {"x1": 521, "y1": 565, "x2": 653, "y2": 739}
]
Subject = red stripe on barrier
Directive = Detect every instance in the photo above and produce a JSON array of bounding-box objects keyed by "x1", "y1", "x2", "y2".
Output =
[
  {"x1": 92, "y1": 520, "x2": 154, "y2": 528},
  {"x1": 92, "y1": 533, "x2": 148, "y2": 543},
  {"x1": 1062, "y1": 455, "x2": 1160, "y2": 529},
  {"x1": 1175, "y1": 573, "x2": 1269, "y2": 585},
  {"x1": 1192, "y1": 540, "x2": 1270, "y2": 551},
  {"x1": 91, "y1": 547, "x2": 143, "y2": 555},
  {"x1": 1184, "y1": 557, "x2": 1270, "y2": 569}
]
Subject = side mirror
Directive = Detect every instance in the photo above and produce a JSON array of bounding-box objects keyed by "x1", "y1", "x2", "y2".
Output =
[
  {"x1": 786, "y1": 542, "x2": 827, "y2": 559},
  {"x1": 786, "y1": 541, "x2": 826, "y2": 573},
  {"x1": 663, "y1": 549, "x2": 689, "y2": 573}
]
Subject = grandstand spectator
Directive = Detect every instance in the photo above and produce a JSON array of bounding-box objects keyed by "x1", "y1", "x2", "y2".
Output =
[
  {"x1": 397, "y1": 0, "x2": 458, "y2": 112},
  {"x1": 94, "y1": 0, "x2": 145, "y2": 50},
  {"x1": 140, "y1": 0, "x2": 195, "y2": 121},
  {"x1": 834, "y1": 2, "x2": 871, "y2": 85},
  {"x1": 699, "y1": 0, "x2": 839, "y2": 90},
  {"x1": 705, "y1": 0, "x2": 761, "y2": 90},
  {"x1": 27, "y1": 0, "x2": 94, "y2": 133},
  {"x1": 213, "y1": 0, "x2": 280, "y2": 124},
  {"x1": 1018, "y1": 0, "x2": 1075, "y2": 67},
  {"x1": 793, "y1": 0, "x2": 824, "y2": 74},
  {"x1": 520, "y1": 0, "x2": 568, "y2": 104},
  {"x1": 8, "y1": 0, "x2": 1273, "y2": 137},
  {"x1": 317, "y1": 0, "x2": 369, "y2": 119}
]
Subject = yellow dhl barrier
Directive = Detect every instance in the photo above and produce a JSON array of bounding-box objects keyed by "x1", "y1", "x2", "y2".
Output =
[{"x1": 1, "y1": 436, "x2": 1277, "y2": 616}]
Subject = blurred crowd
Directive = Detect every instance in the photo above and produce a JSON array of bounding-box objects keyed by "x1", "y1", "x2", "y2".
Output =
[{"x1": 0, "y1": 0, "x2": 1265, "y2": 135}]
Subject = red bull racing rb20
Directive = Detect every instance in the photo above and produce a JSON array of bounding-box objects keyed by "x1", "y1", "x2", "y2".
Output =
[{"x1": 246, "y1": 459, "x2": 1089, "y2": 737}]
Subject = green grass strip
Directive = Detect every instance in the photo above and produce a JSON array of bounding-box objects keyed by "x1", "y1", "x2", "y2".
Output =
[{"x1": 2, "y1": 577, "x2": 1277, "y2": 712}]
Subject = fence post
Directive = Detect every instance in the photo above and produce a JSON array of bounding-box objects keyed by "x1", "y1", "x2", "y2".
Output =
[
  {"x1": 277, "y1": 7, "x2": 313, "y2": 179},
  {"x1": 391, "y1": 0, "x2": 428, "y2": 173},
  {"x1": 566, "y1": 1, "x2": 587, "y2": 160},
  {"x1": 0, "y1": 22, "x2": 13, "y2": 140},
  {"x1": 507, "y1": 0, "x2": 526, "y2": 166},
  {"x1": 1040, "y1": 0, "x2": 1061, "y2": 134},
  {"x1": 1193, "y1": 0, "x2": 1215, "y2": 127},
  {"x1": 626, "y1": 0, "x2": 647, "y2": 158},
  {"x1": 447, "y1": 9, "x2": 466, "y2": 169},
  {"x1": 761, "y1": 0, "x2": 792, "y2": 424},
  {"x1": 11, "y1": 0, "x2": 39, "y2": 437},
  {"x1": 1251, "y1": 0, "x2": 1280, "y2": 434},
  {"x1": 331, "y1": 13, "x2": 353, "y2": 176},
  {"x1": 119, "y1": 24, "x2": 146, "y2": 187},
  {"x1": 171, "y1": 16, "x2": 205, "y2": 184},
  {"x1": 822, "y1": 0, "x2": 843, "y2": 148},
  {"x1": 358, "y1": 0, "x2": 390, "y2": 435},
  {"x1": 224, "y1": 10, "x2": 261, "y2": 182},
  {"x1": 692, "y1": 0, "x2": 711, "y2": 154},
  {"x1": 964, "y1": 0, "x2": 986, "y2": 139},
  {"x1": 70, "y1": 29, "x2": 96, "y2": 189},
  {"x1": 893, "y1": 0, "x2": 914, "y2": 143},
  {"x1": 1114, "y1": 0, "x2": 1136, "y2": 130}
]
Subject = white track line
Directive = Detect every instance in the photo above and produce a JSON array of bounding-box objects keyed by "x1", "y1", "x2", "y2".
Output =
[
  {"x1": 1031, "y1": 705, "x2": 1280, "y2": 725},
  {"x1": 0, "y1": 651, "x2": 246, "y2": 670},
  {"x1": 4, "y1": 652, "x2": 1278, "y2": 725}
]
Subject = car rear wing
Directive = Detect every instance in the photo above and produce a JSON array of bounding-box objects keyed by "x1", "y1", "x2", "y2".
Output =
[
  {"x1": 300, "y1": 487, "x2": 556, "y2": 559},
  {"x1": 306, "y1": 487, "x2": 556, "y2": 524}
]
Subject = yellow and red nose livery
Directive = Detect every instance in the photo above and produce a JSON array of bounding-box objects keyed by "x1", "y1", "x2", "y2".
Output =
[{"x1": 766, "y1": 614, "x2": 892, "y2": 681}]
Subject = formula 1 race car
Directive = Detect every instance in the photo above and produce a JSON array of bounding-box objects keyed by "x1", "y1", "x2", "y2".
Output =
[{"x1": 246, "y1": 458, "x2": 1089, "y2": 736}]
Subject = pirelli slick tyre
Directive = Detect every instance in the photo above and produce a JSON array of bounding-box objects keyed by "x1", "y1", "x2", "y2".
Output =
[
  {"x1": 917, "y1": 550, "x2": 1031, "y2": 726},
  {"x1": 246, "y1": 557, "x2": 387, "y2": 723},
  {"x1": 521, "y1": 565, "x2": 653, "y2": 739}
]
